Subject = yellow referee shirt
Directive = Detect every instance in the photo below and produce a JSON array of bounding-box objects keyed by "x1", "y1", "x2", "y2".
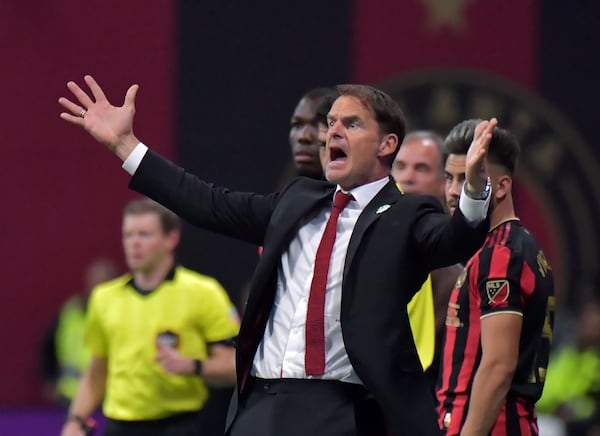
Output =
[
  {"x1": 85, "y1": 266, "x2": 240, "y2": 421},
  {"x1": 407, "y1": 275, "x2": 435, "y2": 370}
]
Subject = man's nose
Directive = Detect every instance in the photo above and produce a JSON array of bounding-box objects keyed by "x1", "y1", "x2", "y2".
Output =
[
  {"x1": 298, "y1": 124, "x2": 317, "y2": 143},
  {"x1": 398, "y1": 168, "x2": 415, "y2": 186},
  {"x1": 449, "y1": 179, "x2": 462, "y2": 197},
  {"x1": 328, "y1": 121, "x2": 343, "y2": 138}
]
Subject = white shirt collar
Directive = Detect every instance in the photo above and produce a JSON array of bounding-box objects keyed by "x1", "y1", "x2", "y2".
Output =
[{"x1": 337, "y1": 176, "x2": 390, "y2": 209}]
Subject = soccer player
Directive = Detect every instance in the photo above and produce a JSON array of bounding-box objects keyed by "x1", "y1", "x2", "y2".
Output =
[{"x1": 436, "y1": 119, "x2": 555, "y2": 435}]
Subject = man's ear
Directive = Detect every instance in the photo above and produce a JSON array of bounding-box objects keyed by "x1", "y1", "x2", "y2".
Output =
[
  {"x1": 378, "y1": 133, "x2": 398, "y2": 159},
  {"x1": 494, "y1": 174, "x2": 512, "y2": 200},
  {"x1": 166, "y1": 230, "x2": 181, "y2": 251}
]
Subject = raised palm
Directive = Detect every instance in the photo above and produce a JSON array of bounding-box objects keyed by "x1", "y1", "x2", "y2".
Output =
[
  {"x1": 59, "y1": 75, "x2": 139, "y2": 157},
  {"x1": 465, "y1": 118, "x2": 497, "y2": 192}
]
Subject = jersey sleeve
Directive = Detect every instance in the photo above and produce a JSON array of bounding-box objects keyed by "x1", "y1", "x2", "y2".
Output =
[
  {"x1": 476, "y1": 245, "x2": 532, "y2": 317},
  {"x1": 197, "y1": 279, "x2": 240, "y2": 343},
  {"x1": 84, "y1": 287, "x2": 108, "y2": 357}
]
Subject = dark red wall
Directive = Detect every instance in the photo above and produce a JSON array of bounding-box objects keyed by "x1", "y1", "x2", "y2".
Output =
[{"x1": 0, "y1": 1, "x2": 174, "y2": 405}]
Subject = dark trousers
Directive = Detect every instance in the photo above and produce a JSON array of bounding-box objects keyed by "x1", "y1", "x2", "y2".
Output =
[
  {"x1": 227, "y1": 377, "x2": 387, "y2": 436},
  {"x1": 103, "y1": 410, "x2": 203, "y2": 436}
]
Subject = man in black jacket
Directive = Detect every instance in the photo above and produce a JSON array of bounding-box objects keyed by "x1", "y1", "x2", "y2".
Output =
[{"x1": 59, "y1": 76, "x2": 494, "y2": 436}]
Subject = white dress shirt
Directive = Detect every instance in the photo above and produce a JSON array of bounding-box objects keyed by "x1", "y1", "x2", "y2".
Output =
[
  {"x1": 123, "y1": 143, "x2": 489, "y2": 383},
  {"x1": 252, "y1": 177, "x2": 389, "y2": 383}
]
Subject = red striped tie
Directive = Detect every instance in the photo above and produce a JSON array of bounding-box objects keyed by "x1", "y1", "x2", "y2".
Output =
[{"x1": 305, "y1": 191, "x2": 353, "y2": 376}]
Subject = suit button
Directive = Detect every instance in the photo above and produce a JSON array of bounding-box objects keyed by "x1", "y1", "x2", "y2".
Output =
[{"x1": 263, "y1": 383, "x2": 270, "y2": 391}]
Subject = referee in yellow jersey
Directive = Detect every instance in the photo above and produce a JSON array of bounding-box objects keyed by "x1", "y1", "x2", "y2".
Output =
[{"x1": 61, "y1": 199, "x2": 240, "y2": 436}]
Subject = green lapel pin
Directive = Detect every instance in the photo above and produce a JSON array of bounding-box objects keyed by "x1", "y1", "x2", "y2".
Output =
[{"x1": 376, "y1": 204, "x2": 391, "y2": 214}]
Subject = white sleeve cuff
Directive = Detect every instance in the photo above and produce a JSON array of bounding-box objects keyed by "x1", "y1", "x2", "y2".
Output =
[
  {"x1": 458, "y1": 183, "x2": 490, "y2": 224},
  {"x1": 122, "y1": 143, "x2": 149, "y2": 175}
]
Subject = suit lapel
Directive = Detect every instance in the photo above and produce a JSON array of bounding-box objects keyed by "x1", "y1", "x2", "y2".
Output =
[
  {"x1": 266, "y1": 183, "x2": 336, "y2": 255},
  {"x1": 246, "y1": 184, "x2": 333, "y2": 311},
  {"x1": 239, "y1": 180, "x2": 336, "y2": 394},
  {"x1": 241, "y1": 181, "x2": 335, "y2": 337},
  {"x1": 343, "y1": 178, "x2": 401, "y2": 279}
]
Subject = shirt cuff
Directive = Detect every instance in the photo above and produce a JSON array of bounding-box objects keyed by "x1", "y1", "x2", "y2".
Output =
[
  {"x1": 458, "y1": 182, "x2": 490, "y2": 224},
  {"x1": 121, "y1": 142, "x2": 148, "y2": 175}
]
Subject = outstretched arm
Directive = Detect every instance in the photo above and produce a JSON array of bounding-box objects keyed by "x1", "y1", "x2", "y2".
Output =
[{"x1": 59, "y1": 75, "x2": 140, "y2": 161}]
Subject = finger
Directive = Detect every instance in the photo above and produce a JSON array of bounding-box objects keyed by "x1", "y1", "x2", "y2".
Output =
[
  {"x1": 123, "y1": 84, "x2": 139, "y2": 109},
  {"x1": 59, "y1": 112, "x2": 85, "y2": 126},
  {"x1": 481, "y1": 118, "x2": 498, "y2": 141},
  {"x1": 473, "y1": 120, "x2": 496, "y2": 158},
  {"x1": 58, "y1": 96, "x2": 85, "y2": 115},
  {"x1": 84, "y1": 75, "x2": 108, "y2": 103},
  {"x1": 66, "y1": 80, "x2": 94, "y2": 109},
  {"x1": 156, "y1": 347, "x2": 167, "y2": 360},
  {"x1": 480, "y1": 118, "x2": 498, "y2": 148},
  {"x1": 473, "y1": 120, "x2": 489, "y2": 142}
]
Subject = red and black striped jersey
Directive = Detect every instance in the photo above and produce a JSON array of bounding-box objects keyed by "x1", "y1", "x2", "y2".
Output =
[{"x1": 436, "y1": 220, "x2": 555, "y2": 435}]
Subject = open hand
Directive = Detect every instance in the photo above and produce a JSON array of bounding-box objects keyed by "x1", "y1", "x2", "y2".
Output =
[
  {"x1": 465, "y1": 118, "x2": 497, "y2": 193},
  {"x1": 59, "y1": 75, "x2": 140, "y2": 160}
]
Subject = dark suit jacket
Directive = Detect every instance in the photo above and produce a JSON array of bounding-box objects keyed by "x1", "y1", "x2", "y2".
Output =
[{"x1": 130, "y1": 150, "x2": 488, "y2": 436}]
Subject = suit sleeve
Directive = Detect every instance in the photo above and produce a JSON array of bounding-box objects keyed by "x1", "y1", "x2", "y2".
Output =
[
  {"x1": 129, "y1": 149, "x2": 279, "y2": 245},
  {"x1": 411, "y1": 195, "x2": 489, "y2": 269}
]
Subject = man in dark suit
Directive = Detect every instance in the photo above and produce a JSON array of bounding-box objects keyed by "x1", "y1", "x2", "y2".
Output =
[{"x1": 59, "y1": 76, "x2": 495, "y2": 436}]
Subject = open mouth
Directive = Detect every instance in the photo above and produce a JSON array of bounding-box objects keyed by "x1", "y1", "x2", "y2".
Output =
[{"x1": 329, "y1": 147, "x2": 347, "y2": 162}]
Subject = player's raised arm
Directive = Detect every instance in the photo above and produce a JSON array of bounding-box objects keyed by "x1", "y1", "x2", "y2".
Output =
[{"x1": 464, "y1": 118, "x2": 497, "y2": 195}]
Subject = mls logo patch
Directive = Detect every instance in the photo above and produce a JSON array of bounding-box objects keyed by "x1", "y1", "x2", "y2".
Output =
[{"x1": 486, "y1": 280, "x2": 510, "y2": 305}]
